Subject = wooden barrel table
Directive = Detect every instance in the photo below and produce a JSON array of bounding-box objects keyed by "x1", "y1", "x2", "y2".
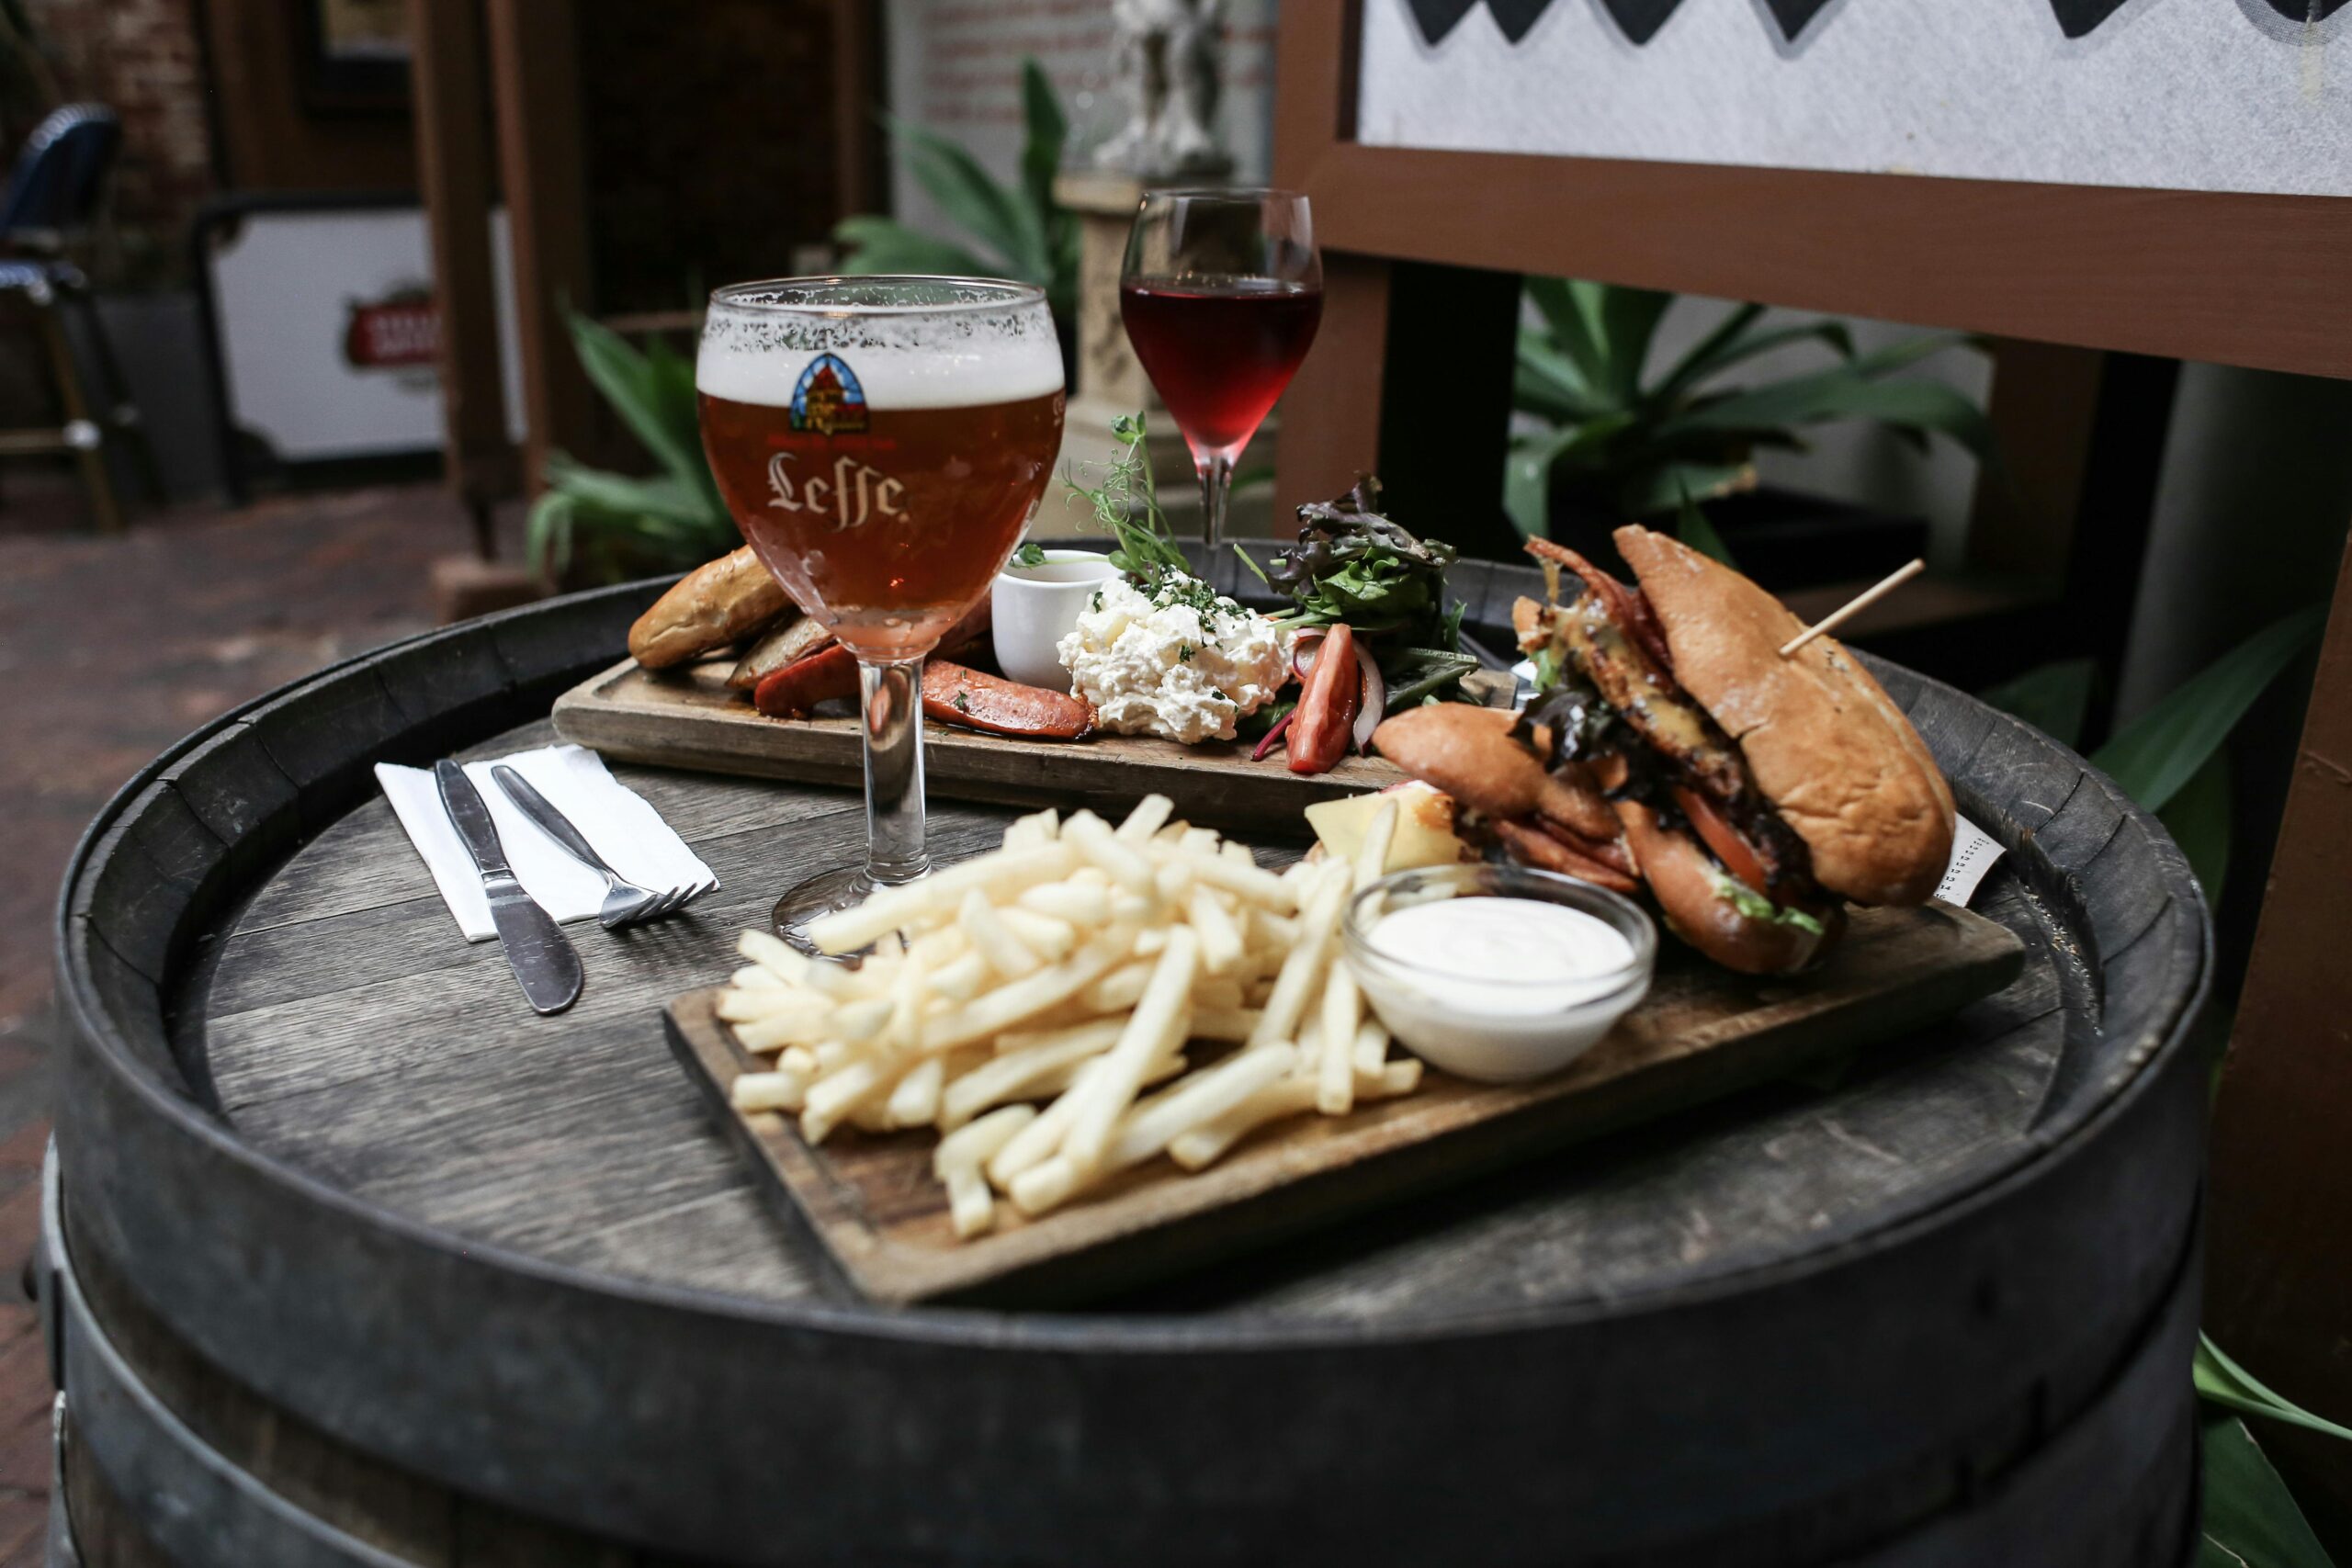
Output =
[{"x1": 47, "y1": 558, "x2": 2210, "y2": 1567}]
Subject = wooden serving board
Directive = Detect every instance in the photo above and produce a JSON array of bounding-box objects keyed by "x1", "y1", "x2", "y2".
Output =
[
  {"x1": 665, "y1": 899, "x2": 2024, "y2": 1307},
  {"x1": 553, "y1": 657, "x2": 1510, "y2": 830}
]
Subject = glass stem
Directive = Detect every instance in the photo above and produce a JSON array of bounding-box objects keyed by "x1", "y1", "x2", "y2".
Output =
[
  {"x1": 1199, "y1": 451, "x2": 1235, "y2": 555},
  {"x1": 857, "y1": 654, "x2": 929, "y2": 886}
]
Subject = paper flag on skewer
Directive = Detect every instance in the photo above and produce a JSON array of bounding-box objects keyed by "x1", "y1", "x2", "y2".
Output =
[
  {"x1": 1594, "y1": 0, "x2": 1686, "y2": 45},
  {"x1": 1404, "y1": 0, "x2": 1480, "y2": 44}
]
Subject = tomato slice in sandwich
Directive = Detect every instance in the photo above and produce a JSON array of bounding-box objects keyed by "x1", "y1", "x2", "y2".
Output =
[{"x1": 1672, "y1": 784, "x2": 1771, "y2": 896}]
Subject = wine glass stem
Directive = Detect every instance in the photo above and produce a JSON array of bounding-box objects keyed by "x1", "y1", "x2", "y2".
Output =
[
  {"x1": 857, "y1": 654, "x2": 929, "y2": 886},
  {"x1": 1198, "y1": 451, "x2": 1234, "y2": 554}
]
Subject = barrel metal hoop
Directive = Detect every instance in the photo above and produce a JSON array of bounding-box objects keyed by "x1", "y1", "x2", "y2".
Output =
[{"x1": 54, "y1": 1155, "x2": 420, "y2": 1567}]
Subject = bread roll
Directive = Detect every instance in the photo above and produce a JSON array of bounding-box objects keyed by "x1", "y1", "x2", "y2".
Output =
[
  {"x1": 628, "y1": 547, "x2": 790, "y2": 670},
  {"x1": 1613, "y1": 525, "x2": 1953, "y2": 907}
]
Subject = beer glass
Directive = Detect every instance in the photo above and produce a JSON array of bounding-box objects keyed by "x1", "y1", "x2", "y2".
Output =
[
  {"x1": 697, "y1": 277, "x2": 1066, "y2": 942},
  {"x1": 1119, "y1": 189, "x2": 1322, "y2": 551}
]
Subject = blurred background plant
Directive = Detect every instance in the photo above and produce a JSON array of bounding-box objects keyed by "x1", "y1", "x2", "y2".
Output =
[
  {"x1": 1985, "y1": 601, "x2": 2332, "y2": 1568},
  {"x1": 1506, "y1": 280, "x2": 1998, "y2": 536},
  {"x1": 832, "y1": 57, "x2": 1078, "y2": 331},
  {"x1": 1690, "y1": 505, "x2": 2339, "y2": 1565},
  {"x1": 526, "y1": 311, "x2": 733, "y2": 587}
]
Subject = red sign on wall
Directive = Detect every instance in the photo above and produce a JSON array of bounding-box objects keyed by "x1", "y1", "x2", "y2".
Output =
[{"x1": 344, "y1": 294, "x2": 440, "y2": 370}]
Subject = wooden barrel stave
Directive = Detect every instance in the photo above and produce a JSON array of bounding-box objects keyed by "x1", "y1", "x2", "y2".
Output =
[
  {"x1": 51, "y1": 1158, "x2": 2202, "y2": 1568},
  {"x1": 51, "y1": 571, "x2": 2211, "y2": 1565}
]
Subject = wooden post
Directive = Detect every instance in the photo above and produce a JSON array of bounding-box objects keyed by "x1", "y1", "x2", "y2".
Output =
[
  {"x1": 1272, "y1": 252, "x2": 1388, "y2": 520},
  {"x1": 411, "y1": 0, "x2": 515, "y2": 556},
  {"x1": 485, "y1": 0, "x2": 596, "y2": 495},
  {"x1": 2208, "y1": 530, "x2": 2352, "y2": 1541}
]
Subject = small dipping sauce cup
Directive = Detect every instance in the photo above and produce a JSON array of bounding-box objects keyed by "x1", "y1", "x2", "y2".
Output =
[
  {"x1": 990, "y1": 548, "x2": 1122, "y2": 690},
  {"x1": 1341, "y1": 863, "x2": 1657, "y2": 1083}
]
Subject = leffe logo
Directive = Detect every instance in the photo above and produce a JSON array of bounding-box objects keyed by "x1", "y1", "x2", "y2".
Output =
[
  {"x1": 768, "y1": 451, "x2": 906, "y2": 531},
  {"x1": 788, "y1": 352, "x2": 870, "y2": 435}
]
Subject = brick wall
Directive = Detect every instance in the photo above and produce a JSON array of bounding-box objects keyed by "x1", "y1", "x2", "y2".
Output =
[{"x1": 19, "y1": 0, "x2": 216, "y2": 284}]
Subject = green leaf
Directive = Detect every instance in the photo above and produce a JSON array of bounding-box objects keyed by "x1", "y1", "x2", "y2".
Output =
[
  {"x1": 564, "y1": 312, "x2": 718, "y2": 511},
  {"x1": 540, "y1": 453, "x2": 714, "y2": 525},
  {"x1": 1524, "y1": 276, "x2": 1607, "y2": 390},
  {"x1": 2160, "y1": 752, "x2": 2233, "y2": 903},
  {"x1": 1623, "y1": 460, "x2": 1753, "y2": 518},
  {"x1": 1645, "y1": 301, "x2": 1765, "y2": 404},
  {"x1": 1572, "y1": 281, "x2": 1674, "y2": 403},
  {"x1": 1513, "y1": 329, "x2": 1611, "y2": 423},
  {"x1": 526, "y1": 490, "x2": 576, "y2": 577},
  {"x1": 1650, "y1": 315, "x2": 1857, "y2": 405},
  {"x1": 2199, "y1": 1415, "x2": 2339, "y2": 1568},
  {"x1": 832, "y1": 215, "x2": 1000, "y2": 277},
  {"x1": 1675, "y1": 486, "x2": 1737, "y2": 568},
  {"x1": 1978, "y1": 658, "x2": 2098, "y2": 749},
  {"x1": 2093, "y1": 605, "x2": 2326, "y2": 812},
  {"x1": 1666, "y1": 345, "x2": 1996, "y2": 462},
  {"x1": 1504, "y1": 418, "x2": 1636, "y2": 536},
  {"x1": 884, "y1": 114, "x2": 1046, "y2": 279},
  {"x1": 2198, "y1": 1333, "x2": 2352, "y2": 1444}
]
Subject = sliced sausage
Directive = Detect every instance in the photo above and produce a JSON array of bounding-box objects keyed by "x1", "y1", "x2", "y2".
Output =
[
  {"x1": 1491, "y1": 818, "x2": 1639, "y2": 894},
  {"x1": 752, "y1": 644, "x2": 858, "y2": 718},
  {"x1": 922, "y1": 661, "x2": 1091, "y2": 739}
]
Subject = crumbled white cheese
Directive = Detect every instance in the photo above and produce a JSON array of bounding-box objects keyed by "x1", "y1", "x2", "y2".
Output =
[{"x1": 1057, "y1": 576, "x2": 1292, "y2": 744}]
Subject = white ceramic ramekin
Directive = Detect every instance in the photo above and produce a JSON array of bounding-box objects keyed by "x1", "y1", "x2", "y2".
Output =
[{"x1": 990, "y1": 548, "x2": 1122, "y2": 690}]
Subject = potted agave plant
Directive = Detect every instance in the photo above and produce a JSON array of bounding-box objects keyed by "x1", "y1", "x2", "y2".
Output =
[
  {"x1": 831, "y1": 57, "x2": 1080, "y2": 376},
  {"x1": 530, "y1": 60, "x2": 1082, "y2": 590},
  {"x1": 1508, "y1": 279, "x2": 1998, "y2": 591}
]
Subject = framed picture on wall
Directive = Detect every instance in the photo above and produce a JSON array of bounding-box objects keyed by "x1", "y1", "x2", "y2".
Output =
[{"x1": 296, "y1": 0, "x2": 412, "y2": 117}]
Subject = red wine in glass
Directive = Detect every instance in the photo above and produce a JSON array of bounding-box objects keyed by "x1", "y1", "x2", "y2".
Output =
[
  {"x1": 1119, "y1": 188, "x2": 1322, "y2": 551},
  {"x1": 1119, "y1": 277, "x2": 1325, "y2": 459}
]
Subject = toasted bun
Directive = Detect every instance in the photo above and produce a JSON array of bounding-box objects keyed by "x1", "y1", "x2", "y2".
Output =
[
  {"x1": 629, "y1": 547, "x2": 791, "y2": 670},
  {"x1": 1616, "y1": 801, "x2": 1841, "y2": 976},
  {"x1": 1371, "y1": 704, "x2": 1617, "y2": 842},
  {"x1": 1613, "y1": 526, "x2": 1953, "y2": 905}
]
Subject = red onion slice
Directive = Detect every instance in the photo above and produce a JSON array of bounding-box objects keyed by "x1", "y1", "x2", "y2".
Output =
[
  {"x1": 1291, "y1": 627, "x2": 1327, "y2": 682},
  {"x1": 1251, "y1": 708, "x2": 1294, "y2": 761},
  {"x1": 1352, "y1": 659, "x2": 1386, "y2": 753}
]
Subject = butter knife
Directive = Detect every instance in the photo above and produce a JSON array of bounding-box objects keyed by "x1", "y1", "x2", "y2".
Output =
[{"x1": 434, "y1": 759, "x2": 583, "y2": 1015}]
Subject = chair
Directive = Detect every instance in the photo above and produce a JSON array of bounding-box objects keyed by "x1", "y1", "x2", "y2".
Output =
[{"x1": 0, "y1": 105, "x2": 155, "y2": 532}]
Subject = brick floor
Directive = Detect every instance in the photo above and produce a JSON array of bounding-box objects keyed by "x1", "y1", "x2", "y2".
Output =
[{"x1": 0, "y1": 479, "x2": 521, "y2": 1558}]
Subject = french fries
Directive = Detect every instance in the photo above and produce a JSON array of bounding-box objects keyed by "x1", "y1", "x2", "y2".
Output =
[{"x1": 711, "y1": 795, "x2": 1424, "y2": 1240}]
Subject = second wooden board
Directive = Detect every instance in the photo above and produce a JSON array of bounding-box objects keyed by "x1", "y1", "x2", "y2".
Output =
[
  {"x1": 668, "y1": 899, "x2": 2025, "y2": 1307},
  {"x1": 552, "y1": 657, "x2": 1512, "y2": 829}
]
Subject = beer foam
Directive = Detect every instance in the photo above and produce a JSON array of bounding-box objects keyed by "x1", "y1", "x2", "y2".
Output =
[{"x1": 696, "y1": 337, "x2": 1062, "y2": 409}]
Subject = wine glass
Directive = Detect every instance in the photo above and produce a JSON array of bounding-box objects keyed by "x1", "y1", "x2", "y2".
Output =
[
  {"x1": 1119, "y1": 188, "x2": 1323, "y2": 553},
  {"x1": 696, "y1": 278, "x2": 1066, "y2": 946}
]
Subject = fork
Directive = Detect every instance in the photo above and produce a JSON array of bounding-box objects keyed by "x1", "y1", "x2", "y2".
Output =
[{"x1": 489, "y1": 764, "x2": 714, "y2": 930}]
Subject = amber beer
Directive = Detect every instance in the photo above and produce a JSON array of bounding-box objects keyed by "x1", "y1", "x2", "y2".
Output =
[
  {"x1": 695, "y1": 277, "x2": 1065, "y2": 935},
  {"x1": 698, "y1": 344, "x2": 1065, "y2": 660}
]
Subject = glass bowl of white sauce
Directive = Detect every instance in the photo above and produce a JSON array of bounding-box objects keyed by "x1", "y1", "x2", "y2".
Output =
[{"x1": 1341, "y1": 863, "x2": 1657, "y2": 1083}]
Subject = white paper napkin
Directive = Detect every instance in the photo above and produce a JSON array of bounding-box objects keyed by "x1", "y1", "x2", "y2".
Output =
[{"x1": 376, "y1": 744, "x2": 718, "y2": 942}]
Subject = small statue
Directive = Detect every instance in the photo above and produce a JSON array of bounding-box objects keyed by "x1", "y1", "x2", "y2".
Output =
[{"x1": 1094, "y1": 0, "x2": 1233, "y2": 179}]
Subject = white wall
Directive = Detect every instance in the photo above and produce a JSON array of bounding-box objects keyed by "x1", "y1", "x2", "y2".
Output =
[{"x1": 1359, "y1": 0, "x2": 2352, "y2": 197}]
